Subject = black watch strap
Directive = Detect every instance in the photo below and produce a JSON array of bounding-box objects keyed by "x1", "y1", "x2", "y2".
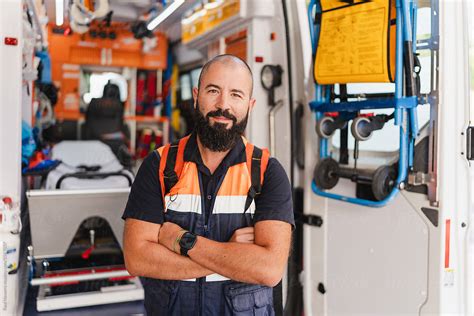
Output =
[{"x1": 179, "y1": 232, "x2": 197, "y2": 257}]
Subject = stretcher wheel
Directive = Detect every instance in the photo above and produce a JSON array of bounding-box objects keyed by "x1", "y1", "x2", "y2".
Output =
[
  {"x1": 314, "y1": 158, "x2": 340, "y2": 190},
  {"x1": 351, "y1": 116, "x2": 372, "y2": 141},
  {"x1": 371, "y1": 165, "x2": 397, "y2": 201},
  {"x1": 316, "y1": 116, "x2": 336, "y2": 139}
]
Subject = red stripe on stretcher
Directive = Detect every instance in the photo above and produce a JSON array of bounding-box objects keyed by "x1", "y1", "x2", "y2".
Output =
[
  {"x1": 445, "y1": 219, "x2": 451, "y2": 268},
  {"x1": 109, "y1": 275, "x2": 135, "y2": 282},
  {"x1": 44, "y1": 267, "x2": 129, "y2": 287}
]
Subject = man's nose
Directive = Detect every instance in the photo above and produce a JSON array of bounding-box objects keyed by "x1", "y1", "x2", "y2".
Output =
[{"x1": 216, "y1": 93, "x2": 231, "y2": 111}]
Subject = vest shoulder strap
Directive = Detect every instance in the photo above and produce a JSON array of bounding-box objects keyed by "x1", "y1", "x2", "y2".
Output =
[
  {"x1": 158, "y1": 137, "x2": 270, "y2": 211},
  {"x1": 157, "y1": 135, "x2": 190, "y2": 206},
  {"x1": 244, "y1": 143, "x2": 270, "y2": 213}
]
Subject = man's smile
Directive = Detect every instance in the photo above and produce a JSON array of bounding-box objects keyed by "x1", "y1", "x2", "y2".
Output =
[{"x1": 210, "y1": 116, "x2": 232, "y2": 124}]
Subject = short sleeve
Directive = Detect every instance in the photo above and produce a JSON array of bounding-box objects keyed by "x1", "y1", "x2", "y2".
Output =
[
  {"x1": 122, "y1": 151, "x2": 164, "y2": 224},
  {"x1": 253, "y1": 158, "x2": 295, "y2": 229}
]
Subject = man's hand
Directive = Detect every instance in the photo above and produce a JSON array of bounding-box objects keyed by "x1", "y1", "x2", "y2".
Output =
[
  {"x1": 229, "y1": 227, "x2": 255, "y2": 244},
  {"x1": 159, "y1": 224, "x2": 256, "y2": 253},
  {"x1": 158, "y1": 222, "x2": 185, "y2": 254},
  {"x1": 188, "y1": 220, "x2": 292, "y2": 287},
  {"x1": 124, "y1": 219, "x2": 215, "y2": 280}
]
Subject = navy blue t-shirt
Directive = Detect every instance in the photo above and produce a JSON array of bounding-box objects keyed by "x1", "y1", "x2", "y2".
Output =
[{"x1": 122, "y1": 135, "x2": 294, "y2": 229}]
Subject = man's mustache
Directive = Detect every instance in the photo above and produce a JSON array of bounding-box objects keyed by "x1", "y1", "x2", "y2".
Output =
[{"x1": 206, "y1": 109, "x2": 237, "y2": 123}]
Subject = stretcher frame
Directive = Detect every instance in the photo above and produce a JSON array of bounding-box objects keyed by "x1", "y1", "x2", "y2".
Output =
[{"x1": 308, "y1": 0, "x2": 435, "y2": 207}]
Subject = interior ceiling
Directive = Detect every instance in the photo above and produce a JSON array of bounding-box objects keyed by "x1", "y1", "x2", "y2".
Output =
[
  {"x1": 43, "y1": 0, "x2": 199, "y2": 41},
  {"x1": 109, "y1": 1, "x2": 158, "y2": 21}
]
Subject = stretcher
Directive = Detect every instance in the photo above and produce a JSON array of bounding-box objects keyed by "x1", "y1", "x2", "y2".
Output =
[
  {"x1": 27, "y1": 141, "x2": 142, "y2": 311},
  {"x1": 307, "y1": 0, "x2": 432, "y2": 207},
  {"x1": 46, "y1": 141, "x2": 133, "y2": 190}
]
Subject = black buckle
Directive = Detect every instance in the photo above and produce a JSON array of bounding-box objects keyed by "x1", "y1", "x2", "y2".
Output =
[{"x1": 295, "y1": 214, "x2": 323, "y2": 227}]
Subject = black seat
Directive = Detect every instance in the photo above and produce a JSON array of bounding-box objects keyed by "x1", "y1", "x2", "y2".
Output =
[{"x1": 82, "y1": 82, "x2": 132, "y2": 167}]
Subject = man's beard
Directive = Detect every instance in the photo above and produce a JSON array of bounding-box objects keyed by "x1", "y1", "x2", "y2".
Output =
[{"x1": 193, "y1": 103, "x2": 249, "y2": 152}]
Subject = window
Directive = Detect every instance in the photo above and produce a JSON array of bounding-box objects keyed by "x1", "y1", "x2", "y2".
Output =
[
  {"x1": 190, "y1": 67, "x2": 202, "y2": 88},
  {"x1": 179, "y1": 73, "x2": 192, "y2": 101},
  {"x1": 415, "y1": 7, "x2": 433, "y2": 128},
  {"x1": 83, "y1": 72, "x2": 127, "y2": 104},
  {"x1": 179, "y1": 67, "x2": 202, "y2": 102}
]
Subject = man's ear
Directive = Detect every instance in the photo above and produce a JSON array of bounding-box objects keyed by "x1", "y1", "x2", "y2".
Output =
[
  {"x1": 249, "y1": 98, "x2": 256, "y2": 112},
  {"x1": 192, "y1": 87, "x2": 199, "y2": 109}
]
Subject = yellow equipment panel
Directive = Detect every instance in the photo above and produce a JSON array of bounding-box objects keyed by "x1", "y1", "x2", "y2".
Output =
[{"x1": 314, "y1": 0, "x2": 396, "y2": 84}]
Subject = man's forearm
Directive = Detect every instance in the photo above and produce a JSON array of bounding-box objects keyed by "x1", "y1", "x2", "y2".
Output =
[
  {"x1": 187, "y1": 237, "x2": 284, "y2": 287},
  {"x1": 125, "y1": 240, "x2": 214, "y2": 280}
]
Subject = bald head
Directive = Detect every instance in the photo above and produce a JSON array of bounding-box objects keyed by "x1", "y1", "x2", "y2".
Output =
[{"x1": 197, "y1": 54, "x2": 253, "y2": 97}]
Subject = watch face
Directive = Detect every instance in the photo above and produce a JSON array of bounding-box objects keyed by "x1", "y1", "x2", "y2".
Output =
[{"x1": 180, "y1": 232, "x2": 197, "y2": 250}]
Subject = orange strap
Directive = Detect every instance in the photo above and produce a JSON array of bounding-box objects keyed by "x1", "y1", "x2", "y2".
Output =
[
  {"x1": 158, "y1": 145, "x2": 170, "y2": 205},
  {"x1": 245, "y1": 143, "x2": 254, "y2": 178}
]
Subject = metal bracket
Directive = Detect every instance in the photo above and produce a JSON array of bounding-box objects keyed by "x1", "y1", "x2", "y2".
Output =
[
  {"x1": 467, "y1": 127, "x2": 474, "y2": 160},
  {"x1": 407, "y1": 171, "x2": 433, "y2": 186},
  {"x1": 295, "y1": 214, "x2": 323, "y2": 227}
]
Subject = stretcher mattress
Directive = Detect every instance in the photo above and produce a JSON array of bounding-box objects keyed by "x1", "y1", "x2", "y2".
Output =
[{"x1": 46, "y1": 141, "x2": 134, "y2": 190}]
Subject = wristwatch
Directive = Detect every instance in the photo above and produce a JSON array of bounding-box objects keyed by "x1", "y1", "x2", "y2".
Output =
[{"x1": 179, "y1": 231, "x2": 197, "y2": 257}]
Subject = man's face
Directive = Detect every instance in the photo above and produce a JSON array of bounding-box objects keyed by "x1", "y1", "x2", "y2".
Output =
[{"x1": 192, "y1": 61, "x2": 255, "y2": 151}]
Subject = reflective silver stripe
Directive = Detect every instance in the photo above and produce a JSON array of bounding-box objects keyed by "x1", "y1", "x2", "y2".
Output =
[
  {"x1": 165, "y1": 194, "x2": 201, "y2": 214},
  {"x1": 165, "y1": 194, "x2": 255, "y2": 215},
  {"x1": 206, "y1": 273, "x2": 230, "y2": 282},
  {"x1": 180, "y1": 273, "x2": 230, "y2": 282},
  {"x1": 213, "y1": 195, "x2": 255, "y2": 215}
]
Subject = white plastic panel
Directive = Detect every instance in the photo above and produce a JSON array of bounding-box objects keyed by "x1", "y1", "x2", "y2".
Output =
[
  {"x1": 0, "y1": 1, "x2": 23, "y2": 316},
  {"x1": 0, "y1": 0, "x2": 22, "y2": 201},
  {"x1": 325, "y1": 184, "x2": 429, "y2": 315}
]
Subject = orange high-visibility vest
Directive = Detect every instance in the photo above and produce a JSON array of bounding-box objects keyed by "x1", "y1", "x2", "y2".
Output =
[
  {"x1": 156, "y1": 134, "x2": 270, "y2": 231},
  {"x1": 149, "y1": 135, "x2": 275, "y2": 315}
]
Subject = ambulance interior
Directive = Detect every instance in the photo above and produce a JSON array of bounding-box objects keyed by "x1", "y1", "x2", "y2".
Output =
[{"x1": 1, "y1": 0, "x2": 474, "y2": 315}]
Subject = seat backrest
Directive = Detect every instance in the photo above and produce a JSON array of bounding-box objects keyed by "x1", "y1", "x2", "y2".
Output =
[
  {"x1": 83, "y1": 82, "x2": 126, "y2": 140},
  {"x1": 84, "y1": 97, "x2": 125, "y2": 139}
]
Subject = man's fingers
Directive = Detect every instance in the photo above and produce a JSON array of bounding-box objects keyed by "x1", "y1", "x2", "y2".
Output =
[
  {"x1": 235, "y1": 227, "x2": 254, "y2": 234},
  {"x1": 229, "y1": 227, "x2": 255, "y2": 243},
  {"x1": 235, "y1": 233, "x2": 255, "y2": 243},
  {"x1": 240, "y1": 232, "x2": 255, "y2": 239},
  {"x1": 236, "y1": 238, "x2": 253, "y2": 244}
]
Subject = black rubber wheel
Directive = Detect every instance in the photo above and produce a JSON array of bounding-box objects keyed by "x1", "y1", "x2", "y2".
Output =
[
  {"x1": 351, "y1": 116, "x2": 372, "y2": 141},
  {"x1": 371, "y1": 165, "x2": 397, "y2": 201},
  {"x1": 313, "y1": 158, "x2": 340, "y2": 190},
  {"x1": 315, "y1": 116, "x2": 335, "y2": 139}
]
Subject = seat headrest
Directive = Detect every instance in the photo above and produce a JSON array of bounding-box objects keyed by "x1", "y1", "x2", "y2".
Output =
[{"x1": 103, "y1": 82, "x2": 121, "y2": 101}]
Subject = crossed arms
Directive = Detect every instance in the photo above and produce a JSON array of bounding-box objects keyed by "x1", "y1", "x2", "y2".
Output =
[{"x1": 123, "y1": 218, "x2": 292, "y2": 287}]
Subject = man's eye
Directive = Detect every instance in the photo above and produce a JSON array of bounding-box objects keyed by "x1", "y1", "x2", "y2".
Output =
[
  {"x1": 208, "y1": 89, "x2": 218, "y2": 94},
  {"x1": 231, "y1": 93, "x2": 243, "y2": 99}
]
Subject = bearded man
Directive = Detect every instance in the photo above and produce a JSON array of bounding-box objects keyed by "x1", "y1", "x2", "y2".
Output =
[{"x1": 122, "y1": 54, "x2": 294, "y2": 316}]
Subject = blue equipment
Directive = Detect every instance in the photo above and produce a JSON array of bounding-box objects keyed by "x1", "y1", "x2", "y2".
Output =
[{"x1": 308, "y1": 0, "x2": 435, "y2": 207}]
